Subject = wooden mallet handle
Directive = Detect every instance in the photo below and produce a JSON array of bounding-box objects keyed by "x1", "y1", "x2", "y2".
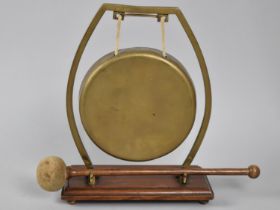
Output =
[{"x1": 67, "y1": 165, "x2": 260, "y2": 178}]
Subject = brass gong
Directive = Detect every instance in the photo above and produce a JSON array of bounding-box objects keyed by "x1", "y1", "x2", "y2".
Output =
[
  {"x1": 80, "y1": 48, "x2": 196, "y2": 161},
  {"x1": 36, "y1": 4, "x2": 260, "y2": 203},
  {"x1": 64, "y1": 5, "x2": 214, "y2": 168}
]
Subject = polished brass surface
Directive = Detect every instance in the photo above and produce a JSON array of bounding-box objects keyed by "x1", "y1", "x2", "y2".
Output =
[
  {"x1": 79, "y1": 48, "x2": 196, "y2": 161},
  {"x1": 66, "y1": 3, "x2": 211, "y2": 167}
]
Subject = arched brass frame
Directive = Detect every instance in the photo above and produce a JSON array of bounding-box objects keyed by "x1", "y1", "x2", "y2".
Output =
[{"x1": 66, "y1": 3, "x2": 212, "y2": 168}]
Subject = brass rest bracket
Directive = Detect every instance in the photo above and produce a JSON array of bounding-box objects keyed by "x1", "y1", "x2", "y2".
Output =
[{"x1": 88, "y1": 169, "x2": 96, "y2": 185}]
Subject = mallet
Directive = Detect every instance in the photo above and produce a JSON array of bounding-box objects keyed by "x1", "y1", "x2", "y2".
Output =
[{"x1": 37, "y1": 156, "x2": 260, "y2": 191}]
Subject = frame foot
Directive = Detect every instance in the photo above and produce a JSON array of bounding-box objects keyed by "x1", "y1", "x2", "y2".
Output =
[
  {"x1": 199, "y1": 200, "x2": 209, "y2": 205},
  {"x1": 68, "y1": 200, "x2": 76, "y2": 205}
]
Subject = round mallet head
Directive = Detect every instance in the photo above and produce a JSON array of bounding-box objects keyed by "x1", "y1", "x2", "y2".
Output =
[{"x1": 36, "y1": 156, "x2": 67, "y2": 191}]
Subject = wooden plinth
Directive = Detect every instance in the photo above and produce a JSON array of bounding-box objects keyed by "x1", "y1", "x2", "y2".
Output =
[{"x1": 61, "y1": 165, "x2": 214, "y2": 203}]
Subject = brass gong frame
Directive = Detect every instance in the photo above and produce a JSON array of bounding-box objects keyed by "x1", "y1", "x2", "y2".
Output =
[{"x1": 66, "y1": 3, "x2": 212, "y2": 169}]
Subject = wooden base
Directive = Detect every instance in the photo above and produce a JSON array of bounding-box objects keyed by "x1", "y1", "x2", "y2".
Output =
[{"x1": 61, "y1": 165, "x2": 214, "y2": 203}]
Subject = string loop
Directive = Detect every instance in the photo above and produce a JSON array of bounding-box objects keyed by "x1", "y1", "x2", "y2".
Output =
[
  {"x1": 114, "y1": 13, "x2": 167, "y2": 57},
  {"x1": 160, "y1": 16, "x2": 167, "y2": 57},
  {"x1": 114, "y1": 14, "x2": 122, "y2": 56}
]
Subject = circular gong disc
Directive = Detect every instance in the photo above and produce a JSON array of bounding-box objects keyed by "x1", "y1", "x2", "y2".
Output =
[{"x1": 79, "y1": 48, "x2": 196, "y2": 161}]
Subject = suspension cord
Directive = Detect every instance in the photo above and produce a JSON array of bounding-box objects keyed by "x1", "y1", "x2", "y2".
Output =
[{"x1": 114, "y1": 14, "x2": 122, "y2": 55}]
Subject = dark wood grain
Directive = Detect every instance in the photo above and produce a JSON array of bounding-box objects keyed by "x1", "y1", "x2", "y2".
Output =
[{"x1": 61, "y1": 165, "x2": 214, "y2": 203}]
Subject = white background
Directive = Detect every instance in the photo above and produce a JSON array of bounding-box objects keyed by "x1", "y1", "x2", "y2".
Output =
[{"x1": 0, "y1": 0, "x2": 279, "y2": 209}]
